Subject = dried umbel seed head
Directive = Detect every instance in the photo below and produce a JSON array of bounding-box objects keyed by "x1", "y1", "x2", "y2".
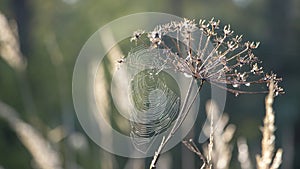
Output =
[{"x1": 129, "y1": 18, "x2": 284, "y2": 96}]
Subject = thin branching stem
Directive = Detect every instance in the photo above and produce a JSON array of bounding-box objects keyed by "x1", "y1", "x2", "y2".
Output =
[
  {"x1": 209, "y1": 81, "x2": 268, "y2": 95},
  {"x1": 149, "y1": 79, "x2": 204, "y2": 169}
]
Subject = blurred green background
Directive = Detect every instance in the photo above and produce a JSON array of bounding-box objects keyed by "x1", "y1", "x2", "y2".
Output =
[{"x1": 0, "y1": 0, "x2": 299, "y2": 169}]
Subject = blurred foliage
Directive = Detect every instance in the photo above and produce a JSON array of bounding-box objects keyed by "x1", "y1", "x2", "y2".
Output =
[{"x1": 0, "y1": 0, "x2": 299, "y2": 169}]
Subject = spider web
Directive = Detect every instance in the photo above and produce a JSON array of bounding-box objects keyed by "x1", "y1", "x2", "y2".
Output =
[
  {"x1": 130, "y1": 69, "x2": 180, "y2": 135},
  {"x1": 124, "y1": 47, "x2": 181, "y2": 152}
]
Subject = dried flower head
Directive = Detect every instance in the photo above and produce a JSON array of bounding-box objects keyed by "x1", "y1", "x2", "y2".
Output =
[
  {"x1": 130, "y1": 30, "x2": 145, "y2": 44},
  {"x1": 129, "y1": 18, "x2": 284, "y2": 96}
]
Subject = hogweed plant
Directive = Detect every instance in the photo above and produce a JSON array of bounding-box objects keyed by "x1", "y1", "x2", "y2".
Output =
[
  {"x1": 124, "y1": 18, "x2": 284, "y2": 169},
  {"x1": 130, "y1": 18, "x2": 283, "y2": 96}
]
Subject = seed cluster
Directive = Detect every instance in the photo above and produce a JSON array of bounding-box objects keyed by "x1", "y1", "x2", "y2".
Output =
[{"x1": 129, "y1": 18, "x2": 284, "y2": 96}]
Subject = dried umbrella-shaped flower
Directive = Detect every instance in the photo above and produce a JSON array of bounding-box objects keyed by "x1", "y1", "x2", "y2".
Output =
[
  {"x1": 126, "y1": 18, "x2": 284, "y2": 169},
  {"x1": 129, "y1": 18, "x2": 284, "y2": 96}
]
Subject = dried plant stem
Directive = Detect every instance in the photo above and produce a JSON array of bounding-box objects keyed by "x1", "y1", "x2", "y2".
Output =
[
  {"x1": 183, "y1": 100, "x2": 236, "y2": 169},
  {"x1": 0, "y1": 11, "x2": 26, "y2": 72},
  {"x1": 207, "y1": 110, "x2": 213, "y2": 169},
  {"x1": 0, "y1": 11, "x2": 38, "y2": 118},
  {"x1": 256, "y1": 81, "x2": 283, "y2": 169},
  {"x1": 237, "y1": 138, "x2": 253, "y2": 169},
  {"x1": 149, "y1": 79, "x2": 204, "y2": 169},
  {"x1": 270, "y1": 149, "x2": 283, "y2": 169},
  {"x1": 0, "y1": 101, "x2": 62, "y2": 169},
  {"x1": 183, "y1": 139, "x2": 208, "y2": 165},
  {"x1": 0, "y1": 11, "x2": 63, "y2": 169}
]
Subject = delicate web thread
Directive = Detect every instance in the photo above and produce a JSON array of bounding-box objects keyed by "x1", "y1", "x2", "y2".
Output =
[
  {"x1": 124, "y1": 47, "x2": 181, "y2": 149},
  {"x1": 130, "y1": 71, "x2": 180, "y2": 138}
]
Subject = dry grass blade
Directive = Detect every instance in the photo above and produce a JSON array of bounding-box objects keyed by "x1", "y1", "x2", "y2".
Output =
[
  {"x1": 207, "y1": 105, "x2": 214, "y2": 169},
  {"x1": 0, "y1": 11, "x2": 26, "y2": 72},
  {"x1": 203, "y1": 100, "x2": 235, "y2": 169},
  {"x1": 237, "y1": 138, "x2": 253, "y2": 169},
  {"x1": 256, "y1": 81, "x2": 283, "y2": 169},
  {"x1": 0, "y1": 101, "x2": 63, "y2": 169},
  {"x1": 0, "y1": 11, "x2": 36, "y2": 116},
  {"x1": 183, "y1": 100, "x2": 235, "y2": 169}
]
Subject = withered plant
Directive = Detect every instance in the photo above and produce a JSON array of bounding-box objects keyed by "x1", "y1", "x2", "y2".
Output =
[{"x1": 125, "y1": 18, "x2": 284, "y2": 169}]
